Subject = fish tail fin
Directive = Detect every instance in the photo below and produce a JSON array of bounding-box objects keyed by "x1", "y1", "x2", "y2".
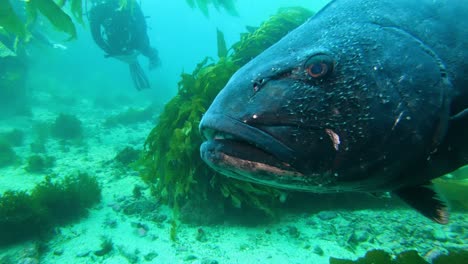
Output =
[
  {"x1": 394, "y1": 183, "x2": 449, "y2": 224},
  {"x1": 129, "y1": 61, "x2": 150, "y2": 91}
]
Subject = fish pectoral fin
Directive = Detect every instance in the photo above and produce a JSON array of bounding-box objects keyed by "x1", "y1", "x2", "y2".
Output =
[{"x1": 394, "y1": 183, "x2": 449, "y2": 224}]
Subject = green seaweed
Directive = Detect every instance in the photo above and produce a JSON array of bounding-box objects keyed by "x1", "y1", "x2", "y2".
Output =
[
  {"x1": 0, "y1": 0, "x2": 28, "y2": 40},
  {"x1": 1, "y1": 0, "x2": 234, "y2": 44},
  {"x1": 140, "y1": 7, "x2": 314, "y2": 220},
  {"x1": 25, "y1": 154, "x2": 55, "y2": 173},
  {"x1": 114, "y1": 146, "x2": 141, "y2": 166},
  {"x1": 2, "y1": 0, "x2": 78, "y2": 40},
  {"x1": 329, "y1": 249, "x2": 468, "y2": 264},
  {"x1": 186, "y1": 0, "x2": 238, "y2": 17},
  {"x1": 216, "y1": 28, "x2": 228, "y2": 58},
  {"x1": 51, "y1": 113, "x2": 83, "y2": 140},
  {"x1": 0, "y1": 129, "x2": 24, "y2": 146},
  {"x1": 0, "y1": 172, "x2": 101, "y2": 245},
  {"x1": 31, "y1": 172, "x2": 101, "y2": 224},
  {"x1": 94, "y1": 236, "x2": 113, "y2": 256},
  {"x1": 29, "y1": 0, "x2": 77, "y2": 40},
  {"x1": 103, "y1": 104, "x2": 157, "y2": 127},
  {"x1": 0, "y1": 141, "x2": 17, "y2": 168},
  {"x1": 0, "y1": 190, "x2": 45, "y2": 245}
]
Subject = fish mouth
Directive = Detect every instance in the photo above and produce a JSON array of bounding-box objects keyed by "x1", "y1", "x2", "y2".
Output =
[{"x1": 199, "y1": 113, "x2": 304, "y2": 186}]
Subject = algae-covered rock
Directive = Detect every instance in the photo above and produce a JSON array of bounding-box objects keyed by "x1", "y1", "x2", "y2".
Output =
[
  {"x1": 114, "y1": 146, "x2": 141, "y2": 166},
  {"x1": 180, "y1": 195, "x2": 225, "y2": 225},
  {"x1": 51, "y1": 113, "x2": 83, "y2": 140},
  {"x1": 94, "y1": 237, "x2": 113, "y2": 257},
  {"x1": 25, "y1": 155, "x2": 55, "y2": 173},
  {"x1": 0, "y1": 141, "x2": 17, "y2": 168},
  {"x1": 140, "y1": 7, "x2": 314, "y2": 220},
  {"x1": 103, "y1": 104, "x2": 157, "y2": 128},
  {"x1": 0, "y1": 129, "x2": 25, "y2": 146},
  {"x1": 329, "y1": 249, "x2": 468, "y2": 264}
]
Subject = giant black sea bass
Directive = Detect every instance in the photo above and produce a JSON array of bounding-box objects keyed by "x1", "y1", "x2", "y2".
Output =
[{"x1": 199, "y1": 0, "x2": 468, "y2": 224}]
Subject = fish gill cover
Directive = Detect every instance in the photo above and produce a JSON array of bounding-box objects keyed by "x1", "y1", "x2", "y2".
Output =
[{"x1": 139, "y1": 7, "x2": 315, "y2": 224}]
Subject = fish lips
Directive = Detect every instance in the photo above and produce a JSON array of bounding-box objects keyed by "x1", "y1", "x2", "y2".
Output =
[{"x1": 199, "y1": 113, "x2": 302, "y2": 181}]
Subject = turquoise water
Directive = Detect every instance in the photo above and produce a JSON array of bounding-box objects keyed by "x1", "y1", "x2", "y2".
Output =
[{"x1": 0, "y1": 0, "x2": 466, "y2": 263}]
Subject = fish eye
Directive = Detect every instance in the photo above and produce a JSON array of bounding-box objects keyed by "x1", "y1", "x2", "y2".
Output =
[{"x1": 304, "y1": 54, "x2": 334, "y2": 79}]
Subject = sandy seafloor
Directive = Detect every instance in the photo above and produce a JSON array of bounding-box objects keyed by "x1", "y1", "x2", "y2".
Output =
[{"x1": 0, "y1": 89, "x2": 467, "y2": 264}]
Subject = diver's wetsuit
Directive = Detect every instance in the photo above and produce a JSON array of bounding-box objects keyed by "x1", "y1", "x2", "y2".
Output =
[{"x1": 89, "y1": 0, "x2": 159, "y2": 90}]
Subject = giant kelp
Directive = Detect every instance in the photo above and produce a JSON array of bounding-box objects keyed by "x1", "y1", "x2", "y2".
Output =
[
  {"x1": 185, "y1": 0, "x2": 238, "y2": 17},
  {"x1": 0, "y1": 0, "x2": 238, "y2": 44},
  {"x1": 141, "y1": 7, "x2": 314, "y2": 220},
  {"x1": 0, "y1": 0, "x2": 80, "y2": 41}
]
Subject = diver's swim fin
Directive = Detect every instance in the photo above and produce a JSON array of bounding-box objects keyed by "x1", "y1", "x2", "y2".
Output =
[{"x1": 129, "y1": 61, "x2": 150, "y2": 90}]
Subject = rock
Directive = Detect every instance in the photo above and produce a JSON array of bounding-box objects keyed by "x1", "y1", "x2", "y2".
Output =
[
  {"x1": 122, "y1": 199, "x2": 159, "y2": 216},
  {"x1": 287, "y1": 226, "x2": 300, "y2": 238},
  {"x1": 76, "y1": 250, "x2": 91, "y2": 257},
  {"x1": 111, "y1": 203, "x2": 121, "y2": 212},
  {"x1": 313, "y1": 245, "x2": 324, "y2": 256},
  {"x1": 120, "y1": 248, "x2": 139, "y2": 264},
  {"x1": 185, "y1": 255, "x2": 198, "y2": 261},
  {"x1": 317, "y1": 211, "x2": 338, "y2": 221},
  {"x1": 196, "y1": 228, "x2": 208, "y2": 242},
  {"x1": 94, "y1": 237, "x2": 113, "y2": 256},
  {"x1": 201, "y1": 258, "x2": 219, "y2": 264},
  {"x1": 348, "y1": 230, "x2": 370, "y2": 247},
  {"x1": 53, "y1": 248, "x2": 64, "y2": 256},
  {"x1": 354, "y1": 230, "x2": 370, "y2": 242},
  {"x1": 18, "y1": 258, "x2": 38, "y2": 264},
  {"x1": 103, "y1": 218, "x2": 118, "y2": 228},
  {"x1": 180, "y1": 198, "x2": 225, "y2": 225},
  {"x1": 131, "y1": 222, "x2": 149, "y2": 237},
  {"x1": 137, "y1": 227, "x2": 148, "y2": 237},
  {"x1": 151, "y1": 213, "x2": 168, "y2": 223},
  {"x1": 144, "y1": 252, "x2": 158, "y2": 261}
]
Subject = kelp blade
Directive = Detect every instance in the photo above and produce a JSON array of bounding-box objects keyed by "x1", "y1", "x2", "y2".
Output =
[
  {"x1": 0, "y1": 0, "x2": 28, "y2": 39},
  {"x1": 216, "y1": 28, "x2": 228, "y2": 58},
  {"x1": 31, "y1": 0, "x2": 77, "y2": 40},
  {"x1": 71, "y1": 0, "x2": 84, "y2": 24}
]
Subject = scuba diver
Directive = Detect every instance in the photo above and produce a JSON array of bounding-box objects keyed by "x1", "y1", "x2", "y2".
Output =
[{"x1": 88, "y1": 0, "x2": 160, "y2": 90}]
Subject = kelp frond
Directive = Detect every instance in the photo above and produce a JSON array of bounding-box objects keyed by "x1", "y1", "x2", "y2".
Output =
[
  {"x1": 0, "y1": 0, "x2": 80, "y2": 41},
  {"x1": 186, "y1": 0, "x2": 239, "y2": 17}
]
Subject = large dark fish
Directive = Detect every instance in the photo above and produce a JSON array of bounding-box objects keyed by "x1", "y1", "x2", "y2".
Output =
[{"x1": 199, "y1": 0, "x2": 467, "y2": 224}]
